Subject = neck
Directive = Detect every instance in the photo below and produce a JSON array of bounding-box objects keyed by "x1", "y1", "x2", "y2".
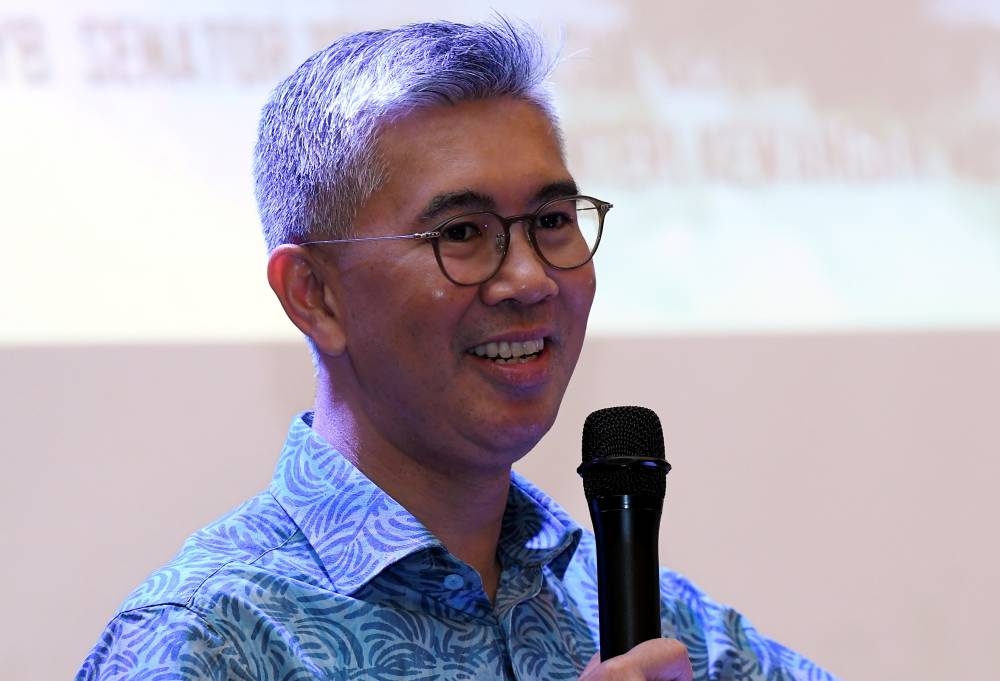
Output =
[{"x1": 311, "y1": 382, "x2": 510, "y2": 602}]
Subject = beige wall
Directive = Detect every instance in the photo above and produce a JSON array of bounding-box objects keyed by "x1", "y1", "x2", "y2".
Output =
[{"x1": 2, "y1": 331, "x2": 998, "y2": 680}]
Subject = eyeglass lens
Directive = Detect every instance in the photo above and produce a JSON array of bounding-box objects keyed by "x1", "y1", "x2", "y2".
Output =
[{"x1": 435, "y1": 197, "x2": 603, "y2": 285}]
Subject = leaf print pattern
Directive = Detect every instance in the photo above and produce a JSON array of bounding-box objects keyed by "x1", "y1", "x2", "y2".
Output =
[{"x1": 77, "y1": 412, "x2": 839, "y2": 681}]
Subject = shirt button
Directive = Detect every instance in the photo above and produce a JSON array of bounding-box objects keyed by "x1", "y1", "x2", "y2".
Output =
[{"x1": 443, "y1": 573, "x2": 464, "y2": 590}]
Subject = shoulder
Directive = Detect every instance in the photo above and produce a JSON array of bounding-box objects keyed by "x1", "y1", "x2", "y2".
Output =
[
  {"x1": 118, "y1": 490, "x2": 305, "y2": 612},
  {"x1": 660, "y1": 569, "x2": 839, "y2": 680},
  {"x1": 75, "y1": 603, "x2": 249, "y2": 681},
  {"x1": 78, "y1": 491, "x2": 322, "y2": 680},
  {"x1": 566, "y1": 532, "x2": 838, "y2": 681}
]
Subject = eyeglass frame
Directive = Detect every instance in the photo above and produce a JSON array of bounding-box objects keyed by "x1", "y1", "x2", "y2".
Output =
[{"x1": 298, "y1": 194, "x2": 612, "y2": 286}]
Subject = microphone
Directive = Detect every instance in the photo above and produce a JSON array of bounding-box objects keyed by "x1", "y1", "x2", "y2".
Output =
[{"x1": 577, "y1": 406, "x2": 671, "y2": 661}]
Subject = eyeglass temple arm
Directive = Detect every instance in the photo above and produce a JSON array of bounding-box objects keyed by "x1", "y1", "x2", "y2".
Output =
[{"x1": 301, "y1": 232, "x2": 441, "y2": 246}]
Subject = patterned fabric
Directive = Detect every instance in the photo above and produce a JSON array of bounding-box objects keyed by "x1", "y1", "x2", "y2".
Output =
[{"x1": 77, "y1": 413, "x2": 837, "y2": 681}]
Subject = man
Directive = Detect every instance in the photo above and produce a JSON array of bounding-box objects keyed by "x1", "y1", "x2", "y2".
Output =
[{"x1": 78, "y1": 19, "x2": 836, "y2": 681}]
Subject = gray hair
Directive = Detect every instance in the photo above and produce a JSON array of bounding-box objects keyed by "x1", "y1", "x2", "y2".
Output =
[{"x1": 253, "y1": 18, "x2": 562, "y2": 252}]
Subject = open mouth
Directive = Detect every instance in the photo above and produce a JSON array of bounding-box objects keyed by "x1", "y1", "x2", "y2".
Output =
[{"x1": 468, "y1": 338, "x2": 545, "y2": 364}]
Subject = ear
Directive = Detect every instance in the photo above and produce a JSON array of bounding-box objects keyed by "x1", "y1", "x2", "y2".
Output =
[{"x1": 267, "y1": 244, "x2": 347, "y2": 357}]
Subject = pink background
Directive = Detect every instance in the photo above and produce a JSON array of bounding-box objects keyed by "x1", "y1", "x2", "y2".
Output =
[{"x1": 3, "y1": 331, "x2": 998, "y2": 680}]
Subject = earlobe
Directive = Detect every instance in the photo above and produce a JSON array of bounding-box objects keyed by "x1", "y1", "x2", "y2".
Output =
[{"x1": 266, "y1": 245, "x2": 348, "y2": 356}]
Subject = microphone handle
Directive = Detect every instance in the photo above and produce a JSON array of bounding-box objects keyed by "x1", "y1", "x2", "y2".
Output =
[{"x1": 589, "y1": 493, "x2": 663, "y2": 660}]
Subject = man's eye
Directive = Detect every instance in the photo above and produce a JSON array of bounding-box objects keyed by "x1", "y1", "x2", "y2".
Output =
[
  {"x1": 440, "y1": 221, "x2": 483, "y2": 242},
  {"x1": 536, "y1": 210, "x2": 575, "y2": 230}
]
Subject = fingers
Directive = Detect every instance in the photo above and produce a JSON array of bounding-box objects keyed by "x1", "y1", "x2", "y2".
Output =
[{"x1": 578, "y1": 639, "x2": 693, "y2": 681}]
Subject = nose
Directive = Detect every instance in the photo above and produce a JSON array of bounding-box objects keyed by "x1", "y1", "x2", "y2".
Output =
[{"x1": 479, "y1": 222, "x2": 558, "y2": 305}]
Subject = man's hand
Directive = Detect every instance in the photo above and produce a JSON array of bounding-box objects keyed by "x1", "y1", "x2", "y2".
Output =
[{"x1": 579, "y1": 639, "x2": 693, "y2": 681}]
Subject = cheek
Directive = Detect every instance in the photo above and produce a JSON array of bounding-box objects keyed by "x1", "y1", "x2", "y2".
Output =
[
  {"x1": 399, "y1": 285, "x2": 469, "y2": 344},
  {"x1": 564, "y1": 266, "x2": 597, "y2": 317},
  {"x1": 584, "y1": 271, "x2": 597, "y2": 306}
]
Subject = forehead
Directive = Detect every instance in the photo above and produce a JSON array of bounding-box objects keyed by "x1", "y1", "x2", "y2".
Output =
[{"x1": 365, "y1": 97, "x2": 571, "y2": 223}]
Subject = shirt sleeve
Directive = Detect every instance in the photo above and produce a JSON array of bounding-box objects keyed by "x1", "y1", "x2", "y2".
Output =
[{"x1": 75, "y1": 604, "x2": 254, "y2": 681}]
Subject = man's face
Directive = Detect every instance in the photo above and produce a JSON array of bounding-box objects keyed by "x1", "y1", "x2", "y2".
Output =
[{"x1": 320, "y1": 97, "x2": 596, "y2": 476}]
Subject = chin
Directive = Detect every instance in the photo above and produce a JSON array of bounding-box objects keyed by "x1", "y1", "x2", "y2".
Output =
[{"x1": 477, "y1": 405, "x2": 559, "y2": 463}]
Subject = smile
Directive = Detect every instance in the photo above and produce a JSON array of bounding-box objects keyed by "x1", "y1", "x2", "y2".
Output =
[{"x1": 469, "y1": 338, "x2": 545, "y2": 364}]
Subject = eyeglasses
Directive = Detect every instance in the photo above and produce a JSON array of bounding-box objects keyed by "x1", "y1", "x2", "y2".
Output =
[{"x1": 300, "y1": 195, "x2": 612, "y2": 286}]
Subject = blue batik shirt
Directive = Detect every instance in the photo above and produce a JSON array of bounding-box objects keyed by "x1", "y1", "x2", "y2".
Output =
[{"x1": 78, "y1": 413, "x2": 837, "y2": 681}]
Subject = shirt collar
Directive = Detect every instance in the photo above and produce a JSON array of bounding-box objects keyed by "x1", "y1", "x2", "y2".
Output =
[
  {"x1": 503, "y1": 471, "x2": 582, "y2": 580},
  {"x1": 270, "y1": 412, "x2": 582, "y2": 593},
  {"x1": 269, "y1": 413, "x2": 440, "y2": 595}
]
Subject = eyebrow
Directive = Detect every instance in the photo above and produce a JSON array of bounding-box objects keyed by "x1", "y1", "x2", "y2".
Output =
[
  {"x1": 418, "y1": 190, "x2": 496, "y2": 224},
  {"x1": 417, "y1": 179, "x2": 581, "y2": 225},
  {"x1": 532, "y1": 180, "x2": 580, "y2": 205}
]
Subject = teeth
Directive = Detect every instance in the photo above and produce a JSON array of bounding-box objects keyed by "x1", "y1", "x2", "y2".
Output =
[{"x1": 470, "y1": 338, "x2": 545, "y2": 360}]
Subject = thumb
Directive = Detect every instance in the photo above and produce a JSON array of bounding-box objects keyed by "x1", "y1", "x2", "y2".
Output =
[{"x1": 581, "y1": 652, "x2": 601, "y2": 677}]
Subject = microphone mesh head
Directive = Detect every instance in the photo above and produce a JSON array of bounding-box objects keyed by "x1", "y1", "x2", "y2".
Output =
[{"x1": 580, "y1": 406, "x2": 668, "y2": 499}]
